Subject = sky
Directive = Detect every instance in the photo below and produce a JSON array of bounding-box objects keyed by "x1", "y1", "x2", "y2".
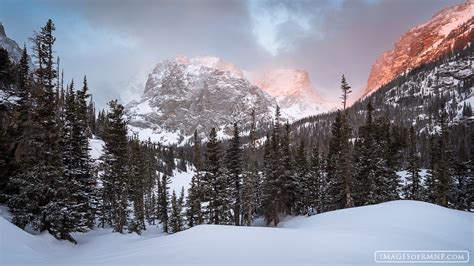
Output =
[{"x1": 0, "y1": 0, "x2": 465, "y2": 108}]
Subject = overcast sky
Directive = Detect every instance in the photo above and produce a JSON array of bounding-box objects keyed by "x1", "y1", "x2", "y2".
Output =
[{"x1": 0, "y1": 0, "x2": 464, "y2": 108}]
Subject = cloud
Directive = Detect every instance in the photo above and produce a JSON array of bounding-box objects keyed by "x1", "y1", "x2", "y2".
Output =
[
  {"x1": 262, "y1": 0, "x2": 465, "y2": 101},
  {"x1": 0, "y1": 0, "x2": 466, "y2": 107},
  {"x1": 248, "y1": 0, "x2": 334, "y2": 55}
]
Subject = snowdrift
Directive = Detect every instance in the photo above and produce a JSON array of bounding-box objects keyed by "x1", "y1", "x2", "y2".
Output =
[{"x1": 1, "y1": 200, "x2": 472, "y2": 265}]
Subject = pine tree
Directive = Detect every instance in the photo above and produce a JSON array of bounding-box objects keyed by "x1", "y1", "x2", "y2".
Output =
[
  {"x1": 404, "y1": 126, "x2": 423, "y2": 200},
  {"x1": 143, "y1": 140, "x2": 158, "y2": 225},
  {"x1": 128, "y1": 137, "x2": 146, "y2": 234},
  {"x1": 100, "y1": 100, "x2": 129, "y2": 233},
  {"x1": 16, "y1": 45, "x2": 30, "y2": 132},
  {"x1": 433, "y1": 109, "x2": 451, "y2": 207},
  {"x1": 262, "y1": 135, "x2": 279, "y2": 225},
  {"x1": 449, "y1": 155, "x2": 470, "y2": 210},
  {"x1": 13, "y1": 19, "x2": 67, "y2": 239},
  {"x1": 226, "y1": 122, "x2": 242, "y2": 225},
  {"x1": 372, "y1": 117, "x2": 400, "y2": 203},
  {"x1": 186, "y1": 175, "x2": 202, "y2": 227},
  {"x1": 170, "y1": 190, "x2": 183, "y2": 233},
  {"x1": 340, "y1": 74, "x2": 352, "y2": 110},
  {"x1": 326, "y1": 111, "x2": 354, "y2": 211},
  {"x1": 353, "y1": 101, "x2": 376, "y2": 206},
  {"x1": 192, "y1": 130, "x2": 203, "y2": 171},
  {"x1": 281, "y1": 122, "x2": 297, "y2": 214},
  {"x1": 262, "y1": 106, "x2": 285, "y2": 225},
  {"x1": 87, "y1": 95, "x2": 96, "y2": 136},
  {"x1": 309, "y1": 145, "x2": 323, "y2": 213},
  {"x1": 294, "y1": 139, "x2": 309, "y2": 214},
  {"x1": 164, "y1": 146, "x2": 175, "y2": 176},
  {"x1": 242, "y1": 109, "x2": 257, "y2": 226},
  {"x1": 203, "y1": 127, "x2": 229, "y2": 225},
  {"x1": 467, "y1": 121, "x2": 474, "y2": 211},
  {"x1": 158, "y1": 174, "x2": 170, "y2": 233}
]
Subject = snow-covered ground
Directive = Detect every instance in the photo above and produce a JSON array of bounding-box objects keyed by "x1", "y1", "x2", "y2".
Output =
[
  {"x1": 88, "y1": 138, "x2": 105, "y2": 161},
  {"x1": 1, "y1": 200, "x2": 472, "y2": 265},
  {"x1": 168, "y1": 167, "x2": 194, "y2": 197}
]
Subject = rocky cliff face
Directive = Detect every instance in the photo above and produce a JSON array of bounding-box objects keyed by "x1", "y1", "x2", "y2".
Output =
[
  {"x1": 364, "y1": 0, "x2": 474, "y2": 96},
  {"x1": 0, "y1": 23, "x2": 34, "y2": 68},
  {"x1": 125, "y1": 56, "x2": 276, "y2": 145}
]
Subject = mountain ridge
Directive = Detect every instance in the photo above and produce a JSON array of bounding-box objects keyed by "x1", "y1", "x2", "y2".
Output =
[{"x1": 364, "y1": 0, "x2": 474, "y2": 96}]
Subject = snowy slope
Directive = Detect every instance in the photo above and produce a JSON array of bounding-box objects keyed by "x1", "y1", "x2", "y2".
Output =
[{"x1": 1, "y1": 201, "x2": 472, "y2": 265}]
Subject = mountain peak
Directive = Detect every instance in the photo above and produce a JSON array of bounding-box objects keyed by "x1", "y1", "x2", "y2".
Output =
[
  {"x1": 127, "y1": 56, "x2": 276, "y2": 145},
  {"x1": 364, "y1": 1, "x2": 474, "y2": 96},
  {"x1": 170, "y1": 55, "x2": 244, "y2": 78},
  {"x1": 0, "y1": 22, "x2": 6, "y2": 37},
  {"x1": 250, "y1": 68, "x2": 327, "y2": 120},
  {"x1": 0, "y1": 22, "x2": 33, "y2": 65},
  {"x1": 251, "y1": 69, "x2": 314, "y2": 97}
]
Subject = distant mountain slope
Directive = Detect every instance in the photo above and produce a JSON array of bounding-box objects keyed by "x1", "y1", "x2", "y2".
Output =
[
  {"x1": 364, "y1": 0, "x2": 474, "y2": 96},
  {"x1": 292, "y1": 51, "x2": 473, "y2": 159}
]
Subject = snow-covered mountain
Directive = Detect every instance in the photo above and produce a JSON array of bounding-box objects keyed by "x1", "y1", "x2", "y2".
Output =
[
  {"x1": 250, "y1": 69, "x2": 328, "y2": 120},
  {"x1": 364, "y1": 0, "x2": 474, "y2": 96},
  {"x1": 125, "y1": 56, "x2": 276, "y2": 145}
]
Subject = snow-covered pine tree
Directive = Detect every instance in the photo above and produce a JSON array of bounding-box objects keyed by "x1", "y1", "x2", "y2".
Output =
[
  {"x1": 203, "y1": 127, "x2": 229, "y2": 225},
  {"x1": 352, "y1": 101, "x2": 376, "y2": 206},
  {"x1": 262, "y1": 107, "x2": 285, "y2": 225},
  {"x1": 309, "y1": 145, "x2": 323, "y2": 213},
  {"x1": 370, "y1": 117, "x2": 396, "y2": 204},
  {"x1": 170, "y1": 190, "x2": 183, "y2": 233},
  {"x1": 467, "y1": 122, "x2": 474, "y2": 211},
  {"x1": 242, "y1": 109, "x2": 259, "y2": 226},
  {"x1": 87, "y1": 95, "x2": 96, "y2": 136},
  {"x1": 71, "y1": 76, "x2": 95, "y2": 229},
  {"x1": 100, "y1": 100, "x2": 129, "y2": 233},
  {"x1": 433, "y1": 109, "x2": 451, "y2": 207},
  {"x1": 281, "y1": 122, "x2": 297, "y2": 214},
  {"x1": 128, "y1": 136, "x2": 146, "y2": 234},
  {"x1": 27, "y1": 19, "x2": 67, "y2": 237},
  {"x1": 404, "y1": 126, "x2": 423, "y2": 200},
  {"x1": 16, "y1": 45, "x2": 30, "y2": 135},
  {"x1": 158, "y1": 174, "x2": 170, "y2": 233},
  {"x1": 186, "y1": 175, "x2": 202, "y2": 227},
  {"x1": 143, "y1": 139, "x2": 158, "y2": 225},
  {"x1": 424, "y1": 135, "x2": 439, "y2": 203},
  {"x1": 326, "y1": 110, "x2": 354, "y2": 211},
  {"x1": 449, "y1": 154, "x2": 470, "y2": 210},
  {"x1": 242, "y1": 109, "x2": 258, "y2": 226},
  {"x1": 164, "y1": 146, "x2": 175, "y2": 176},
  {"x1": 294, "y1": 139, "x2": 309, "y2": 214},
  {"x1": 226, "y1": 122, "x2": 242, "y2": 225}
]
